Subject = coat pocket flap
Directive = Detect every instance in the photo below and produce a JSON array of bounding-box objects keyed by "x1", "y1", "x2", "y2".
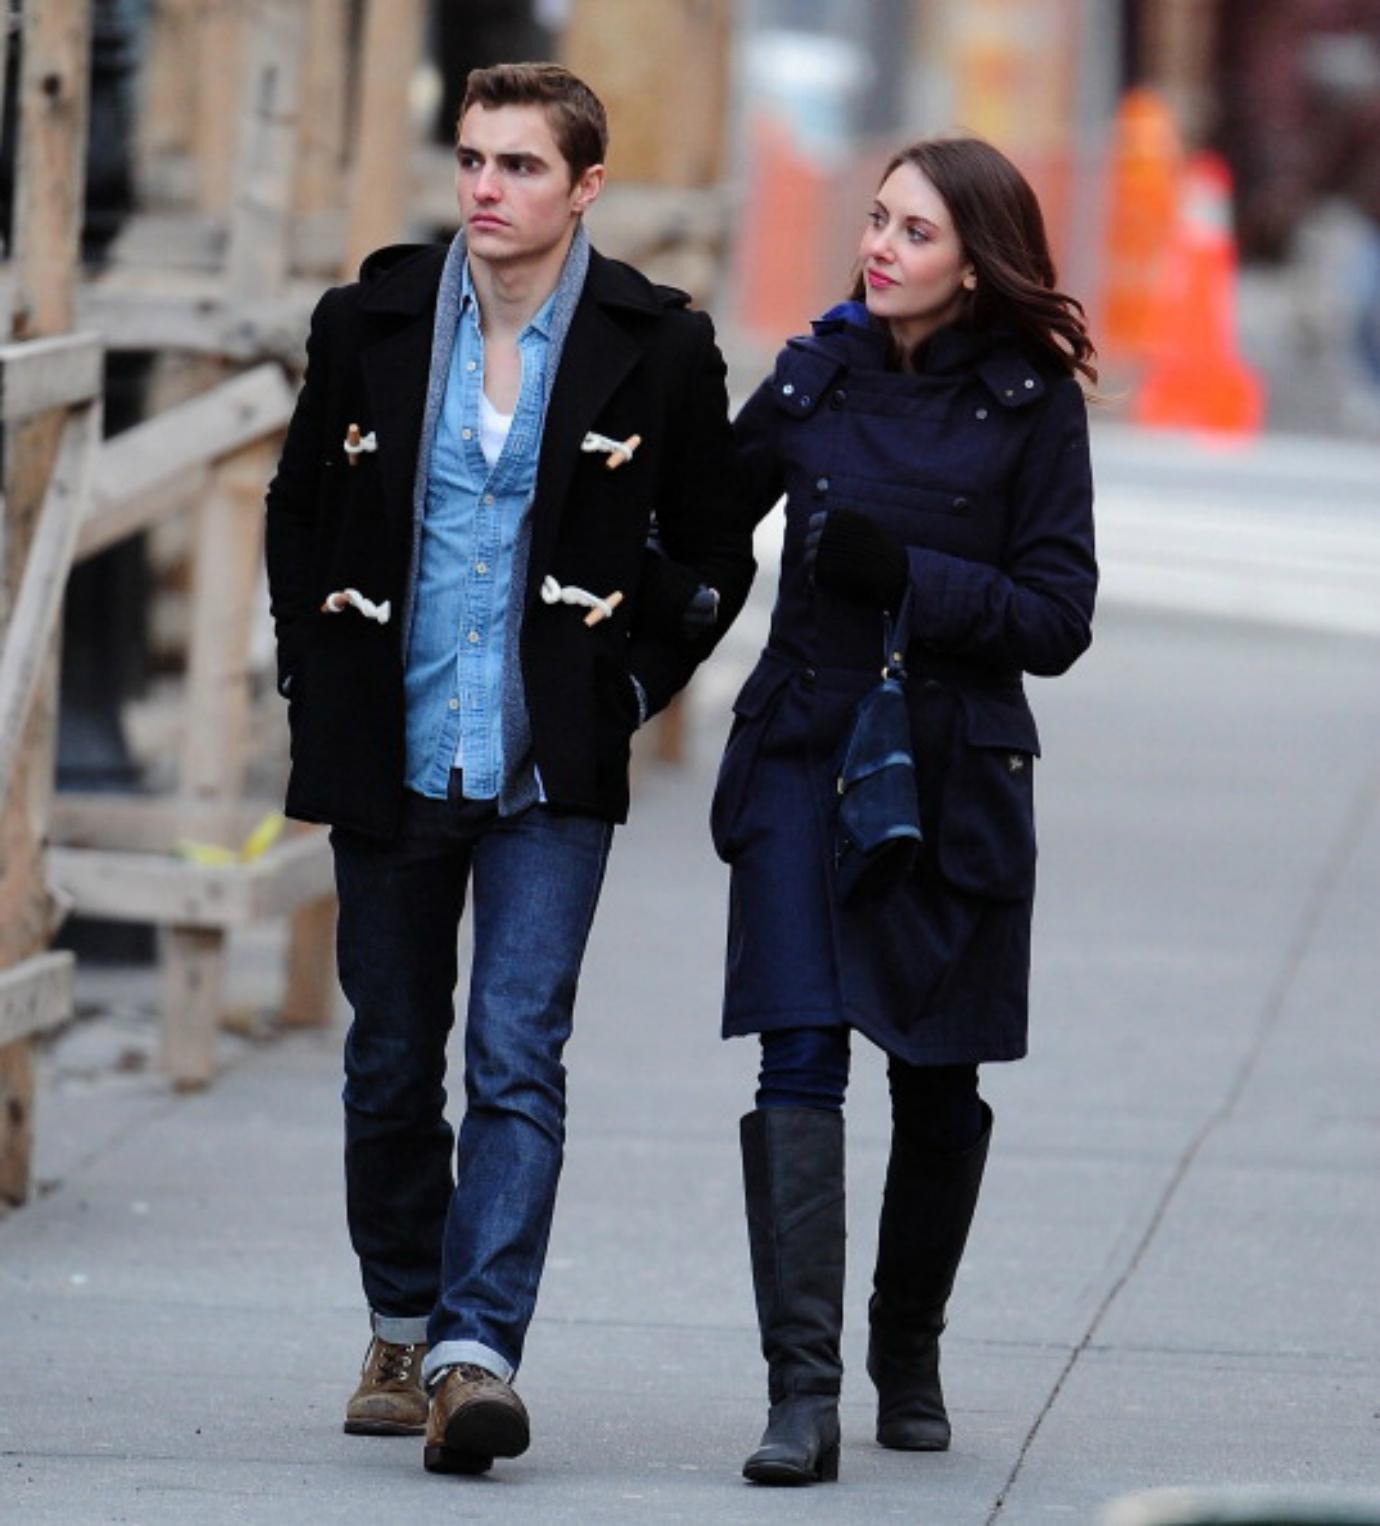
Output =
[
  {"x1": 960, "y1": 693, "x2": 1041, "y2": 757},
  {"x1": 731, "y1": 656, "x2": 794, "y2": 718}
]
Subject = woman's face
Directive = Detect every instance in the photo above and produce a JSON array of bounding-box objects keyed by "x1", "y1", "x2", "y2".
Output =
[{"x1": 858, "y1": 162, "x2": 974, "y2": 349}]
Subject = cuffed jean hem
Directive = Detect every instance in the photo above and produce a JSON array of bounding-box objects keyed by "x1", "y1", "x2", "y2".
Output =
[
  {"x1": 371, "y1": 1311, "x2": 431, "y2": 1345},
  {"x1": 423, "y1": 1339, "x2": 514, "y2": 1388}
]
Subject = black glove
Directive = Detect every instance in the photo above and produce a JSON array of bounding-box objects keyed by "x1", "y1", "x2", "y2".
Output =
[{"x1": 806, "y1": 509, "x2": 908, "y2": 609}]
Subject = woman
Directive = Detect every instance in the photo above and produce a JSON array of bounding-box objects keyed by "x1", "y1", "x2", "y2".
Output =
[{"x1": 712, "y1": 137, "x2": 1098, "y2": 1485}]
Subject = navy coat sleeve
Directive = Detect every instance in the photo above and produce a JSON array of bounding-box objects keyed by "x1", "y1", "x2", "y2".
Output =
[
  {"x1": 625, "y1": 310, "x2": 756, "y2": 714},
  {"x1": 905, "y1": 376, "x2": 1097, "y2": 677},
  {"x1": 731, "y1": 376, "x2": 787, "y2": 528}
]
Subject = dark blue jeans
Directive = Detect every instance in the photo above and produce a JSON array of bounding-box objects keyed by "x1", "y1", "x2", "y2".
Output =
[
  {"x1": 332, "y1": 783, "x2": 612, "y2": 1385},
  {"x1": 757, "y1": 1027, "x2": 984, "y2": 1154}
]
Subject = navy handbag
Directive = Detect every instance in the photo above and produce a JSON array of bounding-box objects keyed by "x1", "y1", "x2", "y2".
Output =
[{"x1": 834, "y1": 596, "x2": 923, "y2": 901}]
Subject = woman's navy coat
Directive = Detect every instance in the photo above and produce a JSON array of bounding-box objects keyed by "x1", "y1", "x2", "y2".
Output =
[{"x1": 712, "y1": 305, "x2": 1096, "y2": 1065}]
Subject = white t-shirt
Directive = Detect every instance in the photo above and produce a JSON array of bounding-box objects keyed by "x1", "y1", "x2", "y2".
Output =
[{"x1": 479, "y1": 391, "x2": 514, "y2": 468}]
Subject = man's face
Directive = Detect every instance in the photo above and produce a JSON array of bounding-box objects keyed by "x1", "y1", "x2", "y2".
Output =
[{"x1": 455, "y1": 103, "x2": 603, "y2": 270}]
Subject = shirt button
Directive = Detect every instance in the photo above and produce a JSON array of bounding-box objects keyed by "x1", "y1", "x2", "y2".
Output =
[
  {"x1": 482, "y1": 493, "x2": 495, "y2": 506},
  {"x1": 466, "y1": 360, "x2": 477, "y2": 373},
  {"x1": 448, "y1": 697, "x2": 459, "y2": 711},
  {"x1": 461, "y1": 427, "x2": 473, "y2": 440},
  {"x1": 467, "y1": 631, "x2": 480, "y2": 644},
  {"x1": 475, "y1": 561, "x2": 488, "y2": 575}
]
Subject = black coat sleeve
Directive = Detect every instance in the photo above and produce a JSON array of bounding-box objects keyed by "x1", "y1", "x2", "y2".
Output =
[
  {"x1": 904, "y1": 376, "x2": 1097, "y2": 677},
  {"x1": 625, "y1": 310, "x2": 757, "y2": 715},
  {"x1": 264, "y1": 288, "x2": 338, "y2": 696}
]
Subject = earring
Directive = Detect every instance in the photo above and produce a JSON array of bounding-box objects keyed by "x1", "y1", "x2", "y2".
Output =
[{"x1": 963, "y1": 274, "x2": 977, "y2": 292}]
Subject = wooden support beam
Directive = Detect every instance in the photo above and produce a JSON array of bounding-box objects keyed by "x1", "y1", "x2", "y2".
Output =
[
  {"x1": 160, "y1": 924, "x2": 223, "y2": 1090},
  {"x1": 193, "y1": 0, "x2": 247, "y2": 216},
  {"x1": 75, "y1": 283, "x2": 314, "y2": 364},
  {"x1": 294, "y1": 0, "x2": 352, "y2": 222},
  {"x1": 0, "y1": 952, "x2": 75, "y2": 1049},
  {"x1": 0, "y1": 333, "x2": 102, "y2": 423},
  {"x1": 1, "y1": 0, "x2": 91, "y2": 1209},
  {"x1": 227, "y1": 0, "x2": 307, "y2": 299},
  {"x1": 76, "y1": 363, "x2": 293, "y2": 561},
  {"x1": 46, "y1": 832, "x2": 334, "y2": 929},
  {"x1": 343, "y1": 0, "x2": 425, "y2": 278},
  {"x1": 0, "y1": 402, "x2": 101, "y2": 810}
]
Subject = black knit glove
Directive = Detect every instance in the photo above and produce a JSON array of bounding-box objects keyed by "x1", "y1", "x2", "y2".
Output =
[{"x1": 806, "y1": 509, "x2": 908, "y2": 609}]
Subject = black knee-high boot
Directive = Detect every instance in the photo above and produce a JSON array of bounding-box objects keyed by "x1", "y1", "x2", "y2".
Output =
[
  {"x1": 867, "y1": 1102, "x2": 992, "y2": 1450},
  {"x1": 739, "y1": 1107, "x2": 845, "y2": 1485}
]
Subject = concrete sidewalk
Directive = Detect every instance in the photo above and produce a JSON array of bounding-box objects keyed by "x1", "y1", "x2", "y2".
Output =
[{"x1": 3, "y1": 598, "x2": 1379, "y2": 1524}]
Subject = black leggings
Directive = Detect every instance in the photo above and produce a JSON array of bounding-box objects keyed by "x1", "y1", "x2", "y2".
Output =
[{"x1": 757, "y1": 1026, "x2": 984, "y2": 1155}]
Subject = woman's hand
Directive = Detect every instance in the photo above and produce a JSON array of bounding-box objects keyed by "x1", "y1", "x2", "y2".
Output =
[{"x1": 806, "y1": 509, "x2": 908, "y2": 609}]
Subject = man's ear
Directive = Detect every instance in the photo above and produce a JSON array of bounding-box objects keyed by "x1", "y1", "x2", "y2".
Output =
[{"x1": 572, "y1": 163, "x2": 605, "y2": 216}]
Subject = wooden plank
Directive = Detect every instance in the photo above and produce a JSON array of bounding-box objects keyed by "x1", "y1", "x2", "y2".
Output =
[
  {"x1": 48, "y1": 793, "x2": 270, "y2": 852},
  {"x1": 0, "y1": 401, "x2": 101, "y2": 814},
  {"x1": 280, "y1": 893, "x2": 337, "y2": 1028},
  {"x1": 227, "y1": 0, "x2": 307, "y2": 299},
  {"x1": 0, "y1": 333, "x2": 103, "y2": 422},
  {"x1": 0, "y1": 405, "x2": 96, "y2": 726},
  {"x1": 76, "y1": 364, "x2": 293, "y2": 560},
  {"x1": 46, "y1": 845, "x2": 259, "y2": 926},
  {"x1": 1, "y1": 0, "x2": 91, "y2": 1209},
  {"x1": 9, "y1": 1, "x2": 90, "y2": 341},
  {"x1": 561, "y1": 0, "x2": 731, "y2": 188},
  {"x1": 193, "y1": 0, "x2": 246, "y2": 216},
  {"x1": 180, "y1": 439, "x2": 271, "y2": 804},
  {"x1": 76, "y1": 464, "x2": 211, "y2": 565},
  {"x1": 45, "y1": 833, "x2": 333, "y2": 929},
  {"x1": 138, "y1": 0, "x2": 202, "y2": 169},
  {"x1": 293, "y1": 0, "x2": 351, "y2": 223},
  {"x1": 0, "y1": 952, "x2": 74, "y2": 1048},
  {"x1": 72, "y1": 282, "x2": 313, "y2": 364},
  {"x1": 245, "y1": 832, "x2": 334, "y2": 920},
  {"x1": 343, "y1": 0, "x2": 425, "y2": 278},
  {"x1": 160, "y1": 926, "x2": 222, "y2": 1089}
]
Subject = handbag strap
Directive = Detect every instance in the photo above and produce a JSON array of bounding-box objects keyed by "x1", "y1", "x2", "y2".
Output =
[{"x1": 881, "y1": 585, "x2": 914, "y2": 682}]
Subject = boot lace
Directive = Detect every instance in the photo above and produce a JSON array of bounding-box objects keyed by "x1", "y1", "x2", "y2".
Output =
[{"x1": 373, "y1": 1341, "x2": 419, "y2": 1385}]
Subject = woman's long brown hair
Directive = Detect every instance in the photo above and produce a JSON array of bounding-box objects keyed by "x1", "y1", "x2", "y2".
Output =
[{"x1": 850, "y1": 136, "x2": 1098, "y2": 385}]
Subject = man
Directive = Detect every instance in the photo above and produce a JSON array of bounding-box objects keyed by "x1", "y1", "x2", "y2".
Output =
[{"x1": 265, "y1": 63, "x2": 751, "y2": 1475}]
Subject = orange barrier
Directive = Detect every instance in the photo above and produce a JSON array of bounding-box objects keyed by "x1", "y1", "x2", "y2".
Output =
[
  {"x1": 1134, "y1": 152, "x2": 1266, "y2": 437},
  {"x1": 1100, "y1": 88, "x2": 1182, "y2": 362},
  {"x1": 734, "y1": 114, "x2": 832, "y2": 344}
]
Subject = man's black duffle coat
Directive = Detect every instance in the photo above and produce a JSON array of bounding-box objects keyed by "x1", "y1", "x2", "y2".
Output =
[
  {"x1": 266, "y1": 242, "x2": 754, "y2": 838},
  {"x1": 712, "y1": 306, "x2": 1097, "y2": 1065}
]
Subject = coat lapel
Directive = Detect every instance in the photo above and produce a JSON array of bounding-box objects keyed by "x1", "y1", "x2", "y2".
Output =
[
  {"x1": 527, "y1": 291, "x2": 641, "y2": 597},
  {"x1": 356, "y1": 245, "x2": 446, "y2": 532}
]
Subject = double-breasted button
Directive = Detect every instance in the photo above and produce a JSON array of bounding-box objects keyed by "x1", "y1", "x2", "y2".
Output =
[
  {"x1": 1023, "y1": 378, "x2": 1036, "y2": 389},
  {"x1": 831, "y1": 389, "x2": 847, "y2": 408},
  {"x1": 802, "y1": 666, "x2": 817, "y2": 685},
  {"x1": 781, "y1": 382, "x2": 795, "y2": 396},
  {"x1": 975, "y1": 407, "x2": 988, "y2": 420},
  {"x1": 953, "y1": 495, "x2": 971, "y2": 512},
  {"x1": 815, "y1": 476, "x2": 830, "y2": 492}
]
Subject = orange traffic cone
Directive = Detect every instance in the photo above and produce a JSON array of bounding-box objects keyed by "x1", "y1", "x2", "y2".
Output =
[
  {"x1": 1134, "y1": 152, "x2": 1266, "y2": 436},
  {"x1": 1100, "y1": 88, "x2": 1182, "y2": 362}
]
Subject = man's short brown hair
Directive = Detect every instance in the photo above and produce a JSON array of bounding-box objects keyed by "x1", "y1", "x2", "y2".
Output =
[{"x1": 459, "y1": 63, "x2": 608, "y2": 183}]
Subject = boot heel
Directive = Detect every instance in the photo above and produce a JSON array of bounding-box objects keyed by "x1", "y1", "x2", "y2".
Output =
[{"x1": 817, "y1": 1441, "x2": 840, "y2": 1482}]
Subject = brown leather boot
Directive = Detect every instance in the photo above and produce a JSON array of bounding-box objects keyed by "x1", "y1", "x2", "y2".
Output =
[
  {"x1": 343, "y1": 1337, "x2": 428, "y2": 1436},
  {"x1": 423, "y1": 1363, "x2": 530, "y2": 1475}
]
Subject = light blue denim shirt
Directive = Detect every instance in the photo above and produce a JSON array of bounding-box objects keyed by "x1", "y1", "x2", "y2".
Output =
[{"x1": 403, "y1": 261, "x2": 555, "y2": 799}]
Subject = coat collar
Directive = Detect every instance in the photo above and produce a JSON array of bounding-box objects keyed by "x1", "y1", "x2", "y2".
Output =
[{"x1": 805, "y1": 305, "x2": 1048, "y2": 408}]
